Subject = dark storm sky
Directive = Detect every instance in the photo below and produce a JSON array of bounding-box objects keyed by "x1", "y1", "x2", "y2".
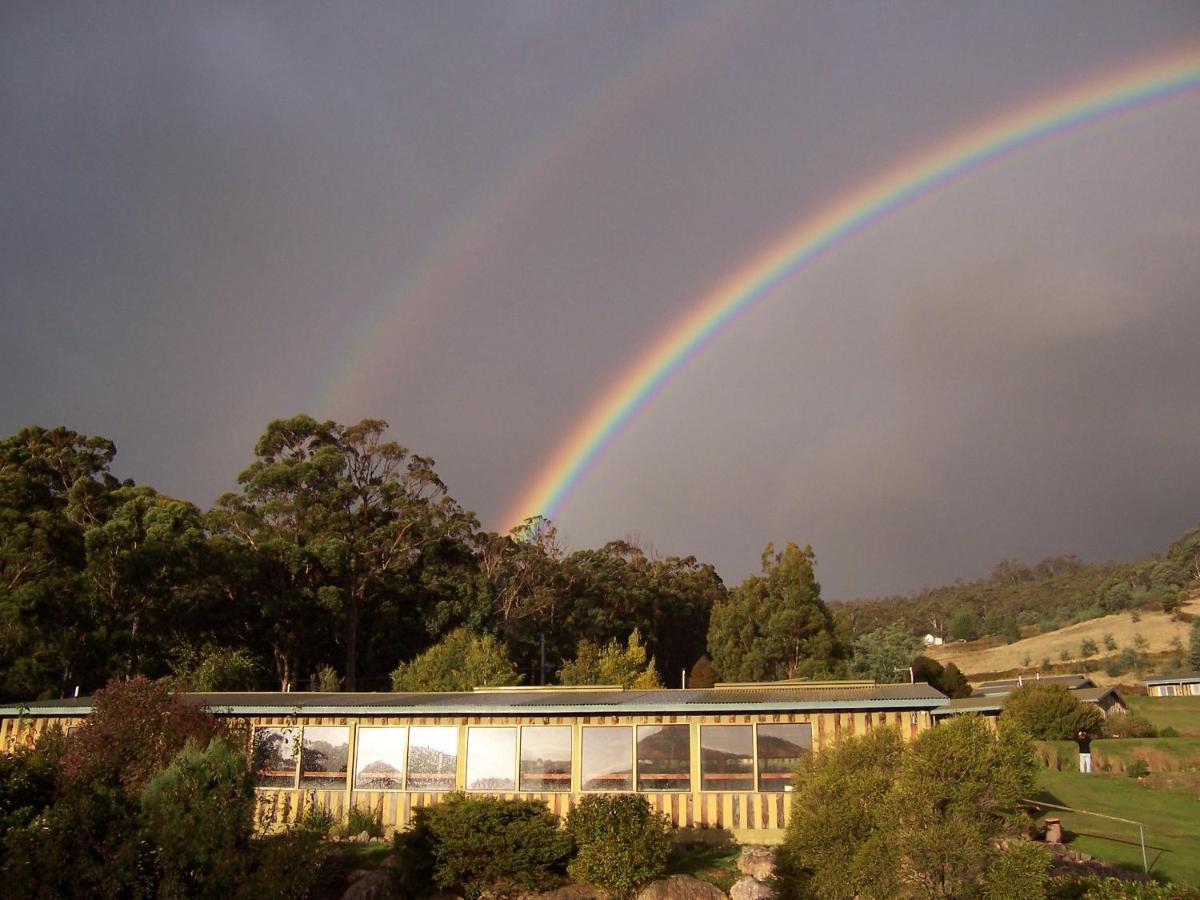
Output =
[{"x1": 4, "y1": 1, "x2": 1200, "y2": 597}]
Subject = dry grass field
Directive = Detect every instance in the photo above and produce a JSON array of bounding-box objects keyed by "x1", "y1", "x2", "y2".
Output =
[{"x1": 924, "y1": 598, "x2": 1198, "y2": 681}]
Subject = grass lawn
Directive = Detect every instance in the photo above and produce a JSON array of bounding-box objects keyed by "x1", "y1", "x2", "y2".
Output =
[
  {"x1": 1127, "y1": 695, "x2": 1200, "y2": 736},
  {"x1": 1034, "y1": 769, "x2": 1200, "y2": 886}
]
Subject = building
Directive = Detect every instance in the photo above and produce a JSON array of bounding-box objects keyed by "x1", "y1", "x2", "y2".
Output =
[
  {"x1": 1143, "y1": 671, "x2": 1200, "y2": 697},
  {"x1": 932, "y1": 674, "x2": 1125, "y2": 722},
  {"x1": 973, "y1": 674, "x2": 1094, "y2": 695},
  {"x1": 0, "y1": 680, "x2": 947, "y2": 843}
]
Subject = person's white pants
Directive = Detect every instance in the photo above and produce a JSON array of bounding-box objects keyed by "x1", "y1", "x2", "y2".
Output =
[{"x1": 1079, "y1": 753, "x2": 1092, "y2": 773}]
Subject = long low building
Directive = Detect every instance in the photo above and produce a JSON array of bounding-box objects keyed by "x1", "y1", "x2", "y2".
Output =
[
  {"x1": 1144, "y1": 671, "x2": 1200, "y2": 697},
  {"x1": 0, "y1": 680, "x2": 947, "y2": 843}
]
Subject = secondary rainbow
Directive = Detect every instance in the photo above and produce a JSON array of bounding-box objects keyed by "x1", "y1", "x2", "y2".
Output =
[{"x1": 503, "y1": 46, "x2": 1200, "y2": 531}]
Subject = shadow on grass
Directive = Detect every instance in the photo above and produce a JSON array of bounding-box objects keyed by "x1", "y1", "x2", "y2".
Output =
[{"x1": 667, "y1": 829, "x2": 739, "y2": 890}]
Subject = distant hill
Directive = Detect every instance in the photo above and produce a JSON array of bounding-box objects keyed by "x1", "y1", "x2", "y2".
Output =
[{"x1": 831, "y1": 525, "x2": 1199, "y2": 646}]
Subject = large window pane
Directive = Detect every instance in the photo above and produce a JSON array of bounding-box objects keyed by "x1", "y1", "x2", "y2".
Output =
[
  {"x1": 466, "y1": 728, "x2": 517, "y2": 790},
  {"x1": 581, "y1": 727, "x2": 632, "y2": 791},
  {"x1": 636, "y1": 725, "x2": 690, "y2": 791},
  {"x1": 520, "y1": 726, "x2": 572, "y2": 792},
  {"x1": 407, "y1": 726, "x2": 458, "y2": 792},
  {"x1": 355, "y1": 727, "x2": 407, "y2": 790},
  {"x1": 300, "y1": 726, "x2": 350, "y2": 789},
  {"x1": 757, "y1": 723, "x2": 812, "y2": 791},
  {"x1": 700, "y1": 725, "x2": 753, "y2": 791},
  {"x1": 253, "y1": 727, "x2": 300, "y2": 788}
]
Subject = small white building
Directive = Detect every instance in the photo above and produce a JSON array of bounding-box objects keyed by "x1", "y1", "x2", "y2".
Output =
[{"x1": 922, "y1": 633, "x2": 944, "y2": 647}]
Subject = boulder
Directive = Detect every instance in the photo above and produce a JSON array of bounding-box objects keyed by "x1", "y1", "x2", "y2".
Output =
[
  {"x1": 736, "y1": 846, "x2": 776, "y2": 881},
  {"x1": 521, "y1": 885, "x2": 607, "y2": 899},
  {"x1": 636, "y1": 874, "x2": 726, "y2": 899},
  {"x1": 340, "y1": 868, "x2": 402, "y2": 900},
  {"x1": 729, "y1": 876, "x2": 775, "y2": 900}
]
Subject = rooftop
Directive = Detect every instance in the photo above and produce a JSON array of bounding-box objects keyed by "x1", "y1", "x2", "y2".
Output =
[
  {"x1": 1143, "y1": 671, "x2": 1200, "y2": 685},
  {"x1": 974, "y1": 674, "x2": 1094, "y2": 695}
]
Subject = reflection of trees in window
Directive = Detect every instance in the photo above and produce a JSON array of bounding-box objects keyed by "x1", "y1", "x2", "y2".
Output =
[
  {"x1": 301, "y1": 726, "x2": 350, "y2": 789},
  {"x1": 466, "y1": 727, "x2": 516, "y2": 790},
  {"x1": 636, "y1": 725, "x2": 690, "y2": 791},
  {"x1": 254, "y1": 727, "x2": 300, "y2": 788},
  {"x1": 581, "y1": 727, "x2": 632, "y2": 791},
  {"x1": 355, "y1": 727, "x2": 407, "y2": 790},
  {"x1": 700, "y1": 725, "x2": 753, "y2": 791},
  {"x1": 407, "y1": 726, "x2": 458, "y2": 791},
  {"x1": 757, "y1": 723, "x2": 811, "y2": 791},
  {"x1": 520, "y1": 726, "x2": 571, "y2": 792}
]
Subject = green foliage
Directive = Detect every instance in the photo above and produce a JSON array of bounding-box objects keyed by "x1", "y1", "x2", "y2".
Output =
[
  {"x1": 1126, "y1": 758, "x2": 1150, "y2": 778},
  {"x1": 172, "y1": 644, "x2": 261, "y2": 691},
  {"x1": 777, "y1": 717, "x2": 1043, "y2": 900},
  {"x1": 707, "y1": 541, "x2": 840, "y2": 682},
  {"x1": 1003, "y1": 619, "x2": 1022, "y2": 644},
  {"x1": 313, "y1": 664, "x2": 343, "y2": 692},
  {"x1": 236, "y1": 829, "x2": 334, "y2": 900},
  {"x1": 911, "y1": 655, "x2": 972, "y2": 698},
  {"x1": 566, "y1": 794, "x2": 672, "y2": 899},
  {"x1": 297, "y1": 800, "x2": 337, "y2": 836},
  {"x1": 139, "y1": 737, "x2": 256, "y2": 897},
  {"x1": 949, "y1": 608, "x2": 979, "y2": 641},
  {"x1": 688, "y1": 654, "x2": 717, "y2": 688},
  {"x1": 401, "y1": 793, "x2": 572, "y2": 899},
  {"x1": 1102, "y1": 632, "x2": 1117, "y2": 652},
  {"x1": 1001, "y1": 683, "x2": 1104, "y2": 740},
  {"x1": 1080, "y1": 638, "x2": 1098, "y2": 658},
  {"x1": 1104, "y1": 712, "x2": 1157, "y2": 738},
  {"x1": 391, "y1": 627, "x2": 521, "y2": 691},
  {"x1": 1048, "y1": 875, "x2": 1200, "y2": 900},
  {"x1": 0, "y1": 729, "x2": 62, "y2": 846},
  {"x1": 345, "y1": 801, "x2": 384, "y2": 838},
  {"x1": 983, "y1": 840, "x2": 1052, "y2": 900},
  {"x1": 558, "y1": 628, "x2": 663, "y2": 688},
  {"x1": 850, "y1": 624, "x2": 919, "y2": 683},
  {"x1": 1190, "y1": 618, "x2": 1200, "y2": 669}
]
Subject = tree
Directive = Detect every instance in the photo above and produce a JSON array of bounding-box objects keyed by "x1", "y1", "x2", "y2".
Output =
[
  {"x1": 391, "y1": 628, "x2": 521, "y2": 692},
  {"x1": 850, "y1": 624, "x2": 919, "y2": 683},
  {"x1": 776, "y1": 717, "x2": 1045, "y2": 899},
  {"x1": 707, "y1": 542, "x2": 839, "y2": 682},
  {"x1": 212, "y1": 416, "x2": 478, "y2": 690},
  {"x1": 687, "y1": 655, "x2": 717, "y2": 689},
  {"x1": 1002, "y1": 619, "x2": 1021, "y2": 644},
  {"x1": 948, "y1": 609, "x2": 978, "y2": 642},
  {"x1": 558, "y1": 629, "x2": 663, "y2": 689},
  {"x1": 1001, "y1": 683, "x2": 1103, "y2": 740},
  {"x1": 911, "y1": 656, "x2": 971, "y2": 698},
  {"x1": 1189, "y1": 619, "x2": 1200, "y2": 670},
  {"x1": 1080, "y1": 638, "x2": 1098, "y2": 658}
]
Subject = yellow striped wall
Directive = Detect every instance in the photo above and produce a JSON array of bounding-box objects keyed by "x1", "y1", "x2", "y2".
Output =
[{"x1": 1, "y1": 707, "x2": 934, "y2": 844}]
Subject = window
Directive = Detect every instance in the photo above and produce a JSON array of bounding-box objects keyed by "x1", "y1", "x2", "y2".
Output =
[
  {"x1": 253, "y1": 726, "x2": 300, "y2": 788},
  {"x1": 520, "y1": 725, "x2": 572, "y2": 792},
  {"x1": 756, "y1": 723, "x2": 811, "y2": 791},
  {"x1": 466, "y1": 727, "x2": 517, "y2": 790},
  {"x1": 700, "y1": 725, "x2": 753, "y2": 791},
  {"x1": 354, "y1": 727, "x2": 407, "y2": 790},
  {"x1": 407, "y1": 726, "x2": 458, "y2": 791},
  {"x1": 300, "y1": 726, "x2": 350, "y2": 789},
  {"x1": 636, "y1": 724, "x2": 690, "y2": 791},
  {"x1": 581, "y1": 727, "x2": 632, "y2": 791}
]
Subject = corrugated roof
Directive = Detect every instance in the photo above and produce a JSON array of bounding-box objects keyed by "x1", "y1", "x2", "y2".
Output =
[
  {"x1": 1, "y1": 682, "x2": 948, "y2": 718},
  {"x1": 974, "y1": 674, "x2": 1093, "y2": 695},
  {"x1": 1144, "y1": 671, "x2": 1200, "y2": 685},
  {"x1": 931, "y1": 696, "x2": 1004, "y2": 716}
]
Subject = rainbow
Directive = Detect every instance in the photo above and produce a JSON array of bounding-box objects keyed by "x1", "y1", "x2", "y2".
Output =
[{"x1": 503, "y1": 45, "x2": 1200, "y2": 532}]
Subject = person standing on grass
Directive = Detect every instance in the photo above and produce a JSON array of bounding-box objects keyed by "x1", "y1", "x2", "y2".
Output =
[{"x1": 1075, "y1": 729, "x2": 1092, "y2": 773}]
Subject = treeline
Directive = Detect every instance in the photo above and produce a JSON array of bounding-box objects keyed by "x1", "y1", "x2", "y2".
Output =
[{"x1": 834, "y1": 531, "x2": 1200, "y2": 643}]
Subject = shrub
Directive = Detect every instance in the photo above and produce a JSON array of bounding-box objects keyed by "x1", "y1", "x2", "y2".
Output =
[
  {"x1": 236, "y1": 829, "x2": 335, "y2": 900},
  {"x1": 1001, "y1": 683, "x2": 1104, "y2": 740},
  {"x1": 345, "y1": 801, "x2": 384, "y2": 838},
  {"x1": 0, "y1": 728, "x2": 63, "y2": 843},
  {"x1": 1160, "y1": 726, "x2": 1179, "y2": 738},
  {"x1": 983, "y1": 840, "x2": 1052, "y2": 899},
  {"x1": 566, "y1": 794, "x2": 672, "y2": 899},
  {"x1": 1105, "y1": 713, "x2": 1156, "y2": 739},
  {"x1": 296, "y1": 800, "x2": 337, "y2": 836},
  {"x1": 404, "y1": 793, "x2": 572, "y2": 898},
  {"x1": 1049, "y1": 874, "x2": 1200, "y2": 899},
  {"x1": 140, "y1": 737, "x2": 256, "y2": 897},
  {"x1": 1126, "y1": 758, "x2": 1150, "y2": 779}
]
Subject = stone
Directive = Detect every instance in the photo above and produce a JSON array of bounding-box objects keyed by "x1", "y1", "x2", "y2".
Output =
[
  {"x1": 736, "y1": 846, "x2": 776, "y2": 881},
  {"x1": 1044, "y1": 818, "x2": 1063, "y2": 844},
  {"x1": 340, "y1": 868, "x2": 402, "y2": 900},
  {"x1": 521, "y1": 885, "x2": 607, "y2": 899},
  {"x1": 729, "y1": 876, "x2": 775, "y2": 900},
  {"x1": 636, "y1": 874, "x2": 726, "y2": 899},
  {"x1": 357, "y1": 830, "x2": 372, "y2": 843}
]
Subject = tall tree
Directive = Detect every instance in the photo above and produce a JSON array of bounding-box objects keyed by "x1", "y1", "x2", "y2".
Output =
[{"x1": 707, "y1": 542, "x2": 840, "y2": 682}]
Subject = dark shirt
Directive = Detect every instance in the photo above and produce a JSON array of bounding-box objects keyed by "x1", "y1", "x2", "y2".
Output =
[{"x1": 1076, "y1": 736, "x2": 1091, "y2": 754}]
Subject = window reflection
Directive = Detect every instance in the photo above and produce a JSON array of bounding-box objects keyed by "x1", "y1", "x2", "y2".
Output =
[
  {"x1": 300, "y1": 726, "x2": 350, "y2": 789},
  {"x1": 253, "y1": 726, "x2": 300, "y2": 788},
  {"x1": 756, "y1": 723, "x2": 811, "y2": 791},
  {"x1": 407, "y1": 726, "x2": 458, "y2": 792},
  {"x1": 636, "y1": 725, "x2": 690, "y2": 791},
  {"x1": 581, "y1": 727, "x2": 632, "y2": 791},
  {"x1": 700, "y1": 725, "x2": 753, "y2": 791},
  {"x1": 466, "y1": 728, "x2": 517, "y2": 790},
  {"x1": 355, "y1": 727, "x2": 407, "y2": 790},
  {"x1": 520, "y1": 726, "x2": 572, "y2": 792}
]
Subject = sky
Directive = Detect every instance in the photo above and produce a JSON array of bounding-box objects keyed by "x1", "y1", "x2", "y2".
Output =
[{"x1": 4, "y1": 1, "x2": 1200, "y2": 599}]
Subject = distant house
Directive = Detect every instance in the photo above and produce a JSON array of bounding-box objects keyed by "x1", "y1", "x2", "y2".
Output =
[
  {"x1": 932, "y1": 674, "x2": 1125, "y2": 722},
  {"x1": 1144, "y1": 671, "x2": 1200, "y2": 697},
  {"x1": 922, "y1": 633, "x2": 944, "y2": 647}
]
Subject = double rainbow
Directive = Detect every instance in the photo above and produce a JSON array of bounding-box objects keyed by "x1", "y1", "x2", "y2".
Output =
[{"x1": 503, "y1": 45, "x2": 1200, "y2": 531}]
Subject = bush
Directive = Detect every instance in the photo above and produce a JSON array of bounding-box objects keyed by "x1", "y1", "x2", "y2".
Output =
[
  {"x1": 1105, "y1": 713, "x2": 1157, "y2": 739},
  {"x1": 296, "y1": 800, "x2": 337, "y2": 836},
  {"x1": 566, "y1": 794, "x2": 672, "y2": 899},
  {"x1": 983, "y1": 841, "x2": 1052, "y2": 899},
  {"x1": 1126, "y1": 758, "x2": 1150, "y2": 779},
  {"x1": 236, "y1": 829, "x2": 335, "y2": 900},
  {"x1": 402, "y1": 793, "x2": 572, "y2": 898},
  {"x1": 1001, "y1": 683, "x2": 1104, "y2": 740},
  {"x1": 1049, "y1": 874, "x2": 1200, "y2": 899},
  {"x1": 345, "y1": 801, "x2": 384, "y2": 838},
  {"x1": 140, "y1": 737, "x2": 256, "y2": 897},
  {"x1": 1160, "y1": 726, "x2": 1179, "y2": 738},
  {"x1": 0, "y1": 728, "x2": 63, "y2": 844}
]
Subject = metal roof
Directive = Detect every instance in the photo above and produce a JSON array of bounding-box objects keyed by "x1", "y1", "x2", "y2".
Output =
[
  {"x1": 0, "y1": 682, "x2": 948, "y2": 718},
  {"x1": 931, "y1": 696, "x2": 1004, "y2": 717},
  {"x1": 974, "y1": 674, "x2": 1093, "y2": 695},
  {"x1": 1143, "y1": 671, "x2": 1200, "y2": 685}
]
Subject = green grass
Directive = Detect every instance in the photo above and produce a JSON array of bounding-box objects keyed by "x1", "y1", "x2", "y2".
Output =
[
  {"x1": 667, "y1": 840, "x2": 740, "y2": 891},
  {"x1": 1034, "y1": 769, "x2": 1200, "y2": 886},
  {"x1": 1091, "y1": 738, "x2": 1200, "y2": 774},
  {"x1": 1127, "y1": 695, "x2": 1200, "y2": 736}
]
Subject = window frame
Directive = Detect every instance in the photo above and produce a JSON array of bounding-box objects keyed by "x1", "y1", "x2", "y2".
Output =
[
  {"x1": 464, "y1": 725, "x2": 520, "y2": 792},
  {"x1": 405, "y1": 724, "x2": 460, "y2": 793},
  {"x1": 251, "y1": 725, "x2": 303, "y2": 790},
  {"x1": 353, "y1": 725, "x2": 409, "y2": 792},
  {"x1": 517, "y1": 724, "x2": 573, "y2": 793},
  {"x1": 579, "y1": 724, "x2": 636, "y2": 793},
  {"x1": 634, "y1": 723, "x2": 692, "y2": 793},
  {"x1": 754, "y1": 722, "x2": 812, "y2": 792}
]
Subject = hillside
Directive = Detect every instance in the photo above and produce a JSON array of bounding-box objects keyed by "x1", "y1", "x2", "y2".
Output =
[{"x1": 924, "y1": 598, "x2": 1198, "y2": 681}]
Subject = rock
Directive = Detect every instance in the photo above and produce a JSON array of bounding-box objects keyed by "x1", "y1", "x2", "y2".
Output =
[
  {"x1": 521, "y1": 885, "x2": 607, "y2": 899},
  {"x1": 729, "y1": 876, "x2": 775, "y2": 900},
  {"x1": 636, "y1": 874, "x2": 726, "y2": 899},
  {"x1": 1044, "y1": 818, "x2": 1063, "y2": 844},
  {"x1": 340, "y1": 868, "x2": 402, "y2": 900},
  {"x1": 357, "y1": 830, "x2": 372, "y2": 843},
  {"x1": 736, "y1": 846, "x2": 776, "y2": 881}
]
